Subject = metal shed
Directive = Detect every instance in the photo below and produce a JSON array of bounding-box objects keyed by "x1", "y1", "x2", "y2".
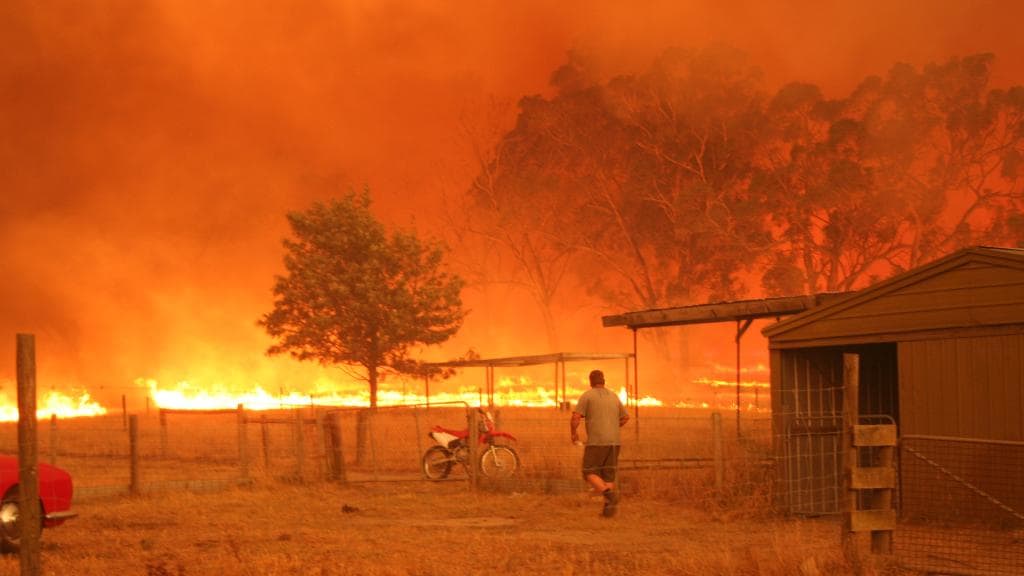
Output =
[{"x1": 762, "y1": 246, "x2": 1024, "y2": 568}]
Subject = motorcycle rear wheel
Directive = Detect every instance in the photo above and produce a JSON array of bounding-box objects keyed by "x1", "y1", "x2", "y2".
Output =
[{"x1": 422, "y1": 445, "x2": 454, "y2": 481}]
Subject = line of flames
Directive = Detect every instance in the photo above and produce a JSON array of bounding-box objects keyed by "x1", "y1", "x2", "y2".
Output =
[
  {"x1": 0, "y1": 390, "x2": 108, "y2": 422},
  {"x1": 0, "y1": 373, "x2": 772, "y2": 420}
]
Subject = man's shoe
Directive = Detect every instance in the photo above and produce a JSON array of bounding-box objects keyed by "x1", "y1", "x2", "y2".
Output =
[{"x1": 602, "y1": 489, "x2": 619, "y2": 517}]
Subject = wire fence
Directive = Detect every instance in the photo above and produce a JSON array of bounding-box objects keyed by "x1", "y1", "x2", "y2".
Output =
[
  {"x1": 2, "y1": 405, "x2": 1021, "y2": 573},
  {"x1": 896, "y1": 435, "x2": 1024, "y2": 575},
  {"x1": 0, "y1": 406, "x2": 773, "y2": 503}
]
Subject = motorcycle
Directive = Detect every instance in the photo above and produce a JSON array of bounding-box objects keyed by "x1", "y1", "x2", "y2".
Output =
[{"x1": 422, "y1": 409, "x2": 520, "y2": 480}]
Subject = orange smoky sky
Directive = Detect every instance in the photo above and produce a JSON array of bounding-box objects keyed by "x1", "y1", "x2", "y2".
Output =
[{"x1": 2, "y1": 0, "x2": 1023, "y2": 404}]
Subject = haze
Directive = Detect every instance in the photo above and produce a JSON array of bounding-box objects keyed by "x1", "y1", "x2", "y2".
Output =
[{"x1": 3, "y1": 0, "x2": 1023, "y2": 405}]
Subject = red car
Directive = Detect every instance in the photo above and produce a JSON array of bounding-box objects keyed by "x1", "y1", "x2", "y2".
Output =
[{"x1": 0, "y1": 456, "x2": 76, "y2": 552}]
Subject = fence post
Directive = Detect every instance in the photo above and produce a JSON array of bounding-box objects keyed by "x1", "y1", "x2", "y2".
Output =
[
  {"x1": 467, "y1": 409, "x2": 480, "y2": 489},
  {"x1": 237, "y1": 404, "x2": 249, "y2": 482},
  {"x1": 841, "y1": 353, "x2": 867, "y2": 563},
  {"x1": 712, "y1": 412, "x2": 724, "y2": 492},
  {"x1": 261, "y1": 415, "x2": 270, "y2": 471},
  {"x1": 327, "y1": 412, "x2": 347, "y2": 484},
  {"x1": 49, "y1": 414, "x2": 58, "y2": 466},
  {"x1": 159, "y1": 409, "x2": 168, "y2": 458},
  {"x1": 294, "y1": 409, "x2": 305, "y2": 482},
  {"x1": 16, "y1": 333, "x2": 41, "y2": 576},
  {"x1": 122, "y1": 394, "x2": 128, "y2": 431},
  {"x1": 413, "y1": 408, "x2": 423, "y2": 461},
  {"x1": 314, "y1": 411, "x2": 325, "y2": 478},
  {"x1": 129, "y1": 414, "x2": 140, "y2": 496}
]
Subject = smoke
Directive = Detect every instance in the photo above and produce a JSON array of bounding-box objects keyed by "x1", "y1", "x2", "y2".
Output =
[{"x1": 2, "y1": 0, "x2": 1022, "y2": 403}]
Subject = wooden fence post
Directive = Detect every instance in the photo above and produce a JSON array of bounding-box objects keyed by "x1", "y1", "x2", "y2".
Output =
[
  {"x1": 122, "y1": 394, "x2": 128, "y2": 431},
  {"x1": 159, "y1": 409, "x2": 168, "y2": 458},
  {"x1": 871, "y1": 442, "x2": 895, "y2": 553},
  {"x1": 712, "y1": 412, "x2": 724, "y2": 492},
  {"x1": 16, "y1": 333, "x2": 41, "y2": 576},
  {"x1": 237, "y1": 404, "x2": 249, "y2": 482},
  {"x1": 261, "y1": 415, "x2": 270, "y2": 471},
  {"x1": 842, "y1": 353, "x2": 872, "y2": 564},
  {"x1": 467, "y1": 409, "x2": 479, "y2": 489},
  {"x1": 129, "y1": 414, "x2": 140, "y2": 496},
  {"x1": 327, "y1": 412, "x2": 347, "y2": 483},
  {"x1": 294, "y1": 409, "x2": 305, "y2": 482},
  {"x1": 841, "y1": 354, "x2": 897, "y2": 555},
  {"x1": 49, "y1": 414, "x2": 58, "y2": 466},
  {"x1": 314, "y1": 411, "x2": 325, "y2": 478},
  {"x1": 413, "y1": 408, "x2": 423, "y2": 461}
]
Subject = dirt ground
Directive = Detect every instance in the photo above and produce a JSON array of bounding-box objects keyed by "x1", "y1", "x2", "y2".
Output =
[{"x1": 0, "y1": 481, "x2": 911, "y2": 576}]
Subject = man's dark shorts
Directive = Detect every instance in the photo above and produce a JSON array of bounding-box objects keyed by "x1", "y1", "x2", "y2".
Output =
[{"x1": 582, "y1": 445, "x2": 620, "y2": 482}]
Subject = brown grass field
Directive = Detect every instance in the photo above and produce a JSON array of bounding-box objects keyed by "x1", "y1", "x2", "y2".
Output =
[
  {"x1": 0, "y1": 481, "x2": 912, "y2": 576},
  {"x1": 0, "y1": 408, "x2": 924, "y2": 575}
]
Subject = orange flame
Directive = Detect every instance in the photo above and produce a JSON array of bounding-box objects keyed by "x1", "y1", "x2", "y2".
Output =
[
  {"x1": 141, "y1": 374, "x2": 666, "y2": 410},
  {"x1": 0, "y1": 388, "x2": 108, "y2": 422}
]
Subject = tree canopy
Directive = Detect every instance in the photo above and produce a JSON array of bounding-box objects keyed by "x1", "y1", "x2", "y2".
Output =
[
  {"x1": 259, "y1": 191, "x2": 466, "y2": 408},
  {"x1": 459, "y1": 49, "x2": 1024, "y2": 319}
]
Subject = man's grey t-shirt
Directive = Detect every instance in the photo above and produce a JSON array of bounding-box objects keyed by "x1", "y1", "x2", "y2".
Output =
[{"x1": 574, "y1": 387, "x2": 627, "y2": 446}]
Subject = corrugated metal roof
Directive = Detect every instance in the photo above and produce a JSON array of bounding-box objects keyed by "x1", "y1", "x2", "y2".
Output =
[
  {"x1": 427, "y1": 351, "x2": 633, "y2": 368},
  {"x1": 601, "y1": 293, "x2": 849, "y2": 330},
  {"x1": 762, "y1": 245, "x2": 1024, "y2": 341}
]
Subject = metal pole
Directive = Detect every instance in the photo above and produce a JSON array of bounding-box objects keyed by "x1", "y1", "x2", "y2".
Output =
[
  {"x1": 735, "y1": 318, "x2": 753, "y2": 438},
  {"x1": 624, "y1": 356, "x2": 630, "y2": 409},
  {"x1": 553, "y1": 361, "x2": 559, "y2": 409},
  {"x1": 736, "y1": 319, "x2": 741, "y2": 437},
  {"x1": 633, "y1": 328, "x2": 639, "y2": 440},
  {"x1": 560, "y1": 360, "x2": 566, "y2": 411}
]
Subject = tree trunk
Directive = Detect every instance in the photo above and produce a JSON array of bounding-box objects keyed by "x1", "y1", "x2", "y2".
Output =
[{"x1": 356, "y1": 364, "x2": 379, "y2": 466}]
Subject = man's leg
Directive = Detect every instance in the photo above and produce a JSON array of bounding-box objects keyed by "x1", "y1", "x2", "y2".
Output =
[
  {"x1": 584, "y1": 473, "x2": 610, "y2": 493},
  {"x1": 601, "y1": 447, "x2": 620, "y2": 517}
]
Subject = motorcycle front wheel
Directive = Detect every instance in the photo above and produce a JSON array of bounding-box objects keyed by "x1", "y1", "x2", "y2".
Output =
[
  {"x1": 479, "y1": 445, "x2": 520, "y2": 479},
  {"x1": 422, "y1": 445, "x2": 454, "y2": 481}
]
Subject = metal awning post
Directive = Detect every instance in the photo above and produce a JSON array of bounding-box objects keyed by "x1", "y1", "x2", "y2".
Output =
[
  {"x1": 553, "y1": 361, "x2": 559, "y2": 410},
  {"x1": 560, "y1": 359, "x2": 567, "y2": 410},
  {"x1": 633, "y1": 327, "x2": 639, "y2": 440},
  {"x1": 735, "y1": 318, "x2": 753, "y2": 437}
]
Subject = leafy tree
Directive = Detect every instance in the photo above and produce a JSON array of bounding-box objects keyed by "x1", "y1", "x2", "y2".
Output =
[
  {"x1": 449, "y1": 94, "x2": 579, "y2": 350},
  {"x1": 466, "y1": 48, "x2": 771, "y2": 316},
  {"x1": 259, "y1": 191, "x2": 466, "y2": 408},
  {"x1": 757, "y1": 54, "x2": 1024, "y2": 294}
]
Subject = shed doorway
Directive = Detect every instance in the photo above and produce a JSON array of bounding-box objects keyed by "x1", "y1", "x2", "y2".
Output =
[{"x1": 778, "y1": 343, "x2": 898, "y2": 515}]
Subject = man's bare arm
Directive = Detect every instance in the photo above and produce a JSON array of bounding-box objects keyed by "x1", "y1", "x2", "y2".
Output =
[{"x1": 570, "y1": 412, "x2": 583, "y2": 443}]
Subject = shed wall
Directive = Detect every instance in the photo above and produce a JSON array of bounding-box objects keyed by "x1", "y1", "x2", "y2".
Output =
[{"x1": 899, "y1": 331, "x2": 1024, "y2": 441}]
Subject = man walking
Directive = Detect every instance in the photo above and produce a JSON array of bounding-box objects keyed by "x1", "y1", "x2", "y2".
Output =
[{"x1": 570, "y1": 369, "x2": 629, "y2": 517}]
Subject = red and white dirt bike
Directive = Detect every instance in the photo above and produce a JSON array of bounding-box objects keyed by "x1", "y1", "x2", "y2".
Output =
[{"x1": 422, "y1": 409, "x2": 520, "y2": 480}]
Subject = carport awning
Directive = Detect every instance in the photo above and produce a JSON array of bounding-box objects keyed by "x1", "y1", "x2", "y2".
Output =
[
  {"x1": 427, "y1": 352, "x2": 632, "y2": 368},
  {"x1": 601, "y1": 294, "x2": 848, "y2": 330}
]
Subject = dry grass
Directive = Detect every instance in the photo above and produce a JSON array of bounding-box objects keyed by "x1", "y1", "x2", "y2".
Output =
[
  {"x1": 0, "y1": 480, "x2": 913, "y2": 576},
  {"x1": 0, "y1": 409, "x2": 925, "y2": 574}
]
